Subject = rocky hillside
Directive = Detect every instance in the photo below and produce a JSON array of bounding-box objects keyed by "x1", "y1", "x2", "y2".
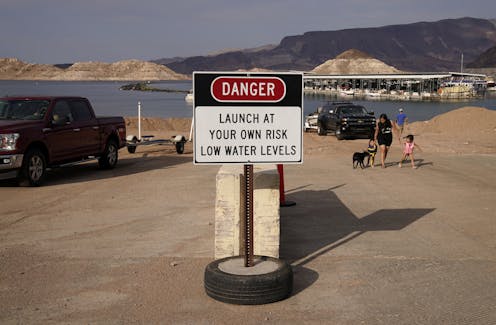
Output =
[
  {"x1": 165, "y1": 17, "x2": 496, "y2": 74},
  {"x1": 0, "y1": 58, "x2": 188, "y2": 81},
  {"x1": 0, "y1": 58, "x2": 64, "y2": 79},
  {"x1": 467, "y1": 45, "x2": 496, "y2": 68},
  {"x1": 311, "y1": 49, "x2": 402, "y2": 74}
]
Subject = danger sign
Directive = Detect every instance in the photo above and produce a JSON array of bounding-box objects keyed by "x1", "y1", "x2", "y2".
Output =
[
  {"x1": 193, "y1": 72, "x2": 303, "y2": 164},
  {"x1": 211, "y1": 76, "x2": 286, "y2": 102}
]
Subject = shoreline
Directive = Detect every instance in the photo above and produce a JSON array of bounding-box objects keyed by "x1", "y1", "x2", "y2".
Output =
[{"x1": 0, "y1": 78, "x2": 191, "y2": 82}]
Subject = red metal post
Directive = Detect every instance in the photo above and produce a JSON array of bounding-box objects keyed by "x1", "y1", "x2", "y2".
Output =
[{"x1": 277, "y1": 164, "x2": 296, "y2": 207}]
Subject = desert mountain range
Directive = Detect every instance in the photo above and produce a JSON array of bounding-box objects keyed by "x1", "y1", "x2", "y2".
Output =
[
  {"x1": 2, "y1": 17, "x2": 496, "y2": 81},
  {"x1": 467, "y1": 45, "x2": 496, "y2": 68},
  {"x1": 163, "y1": 17, "x2": 496, "y2": 74},
  {"x1": 0, "y1": 50, "x2": 405, "y2": 81},
  {"x1": 0, "y1": 58, "x2": 188, "y2": 81}
]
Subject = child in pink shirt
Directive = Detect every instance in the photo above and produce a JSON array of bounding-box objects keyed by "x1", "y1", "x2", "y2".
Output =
[{"x1": 399, "y1": 134, "x2": 421, "y2": 169}]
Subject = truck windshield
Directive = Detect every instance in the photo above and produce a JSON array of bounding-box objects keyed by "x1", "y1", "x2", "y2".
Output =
[
  {"x1": 340, "y1": 106, "x2": 368, "y2": 116},
  {"x1": 0, "y1": 100, "x2": 50, "y2": 120}
]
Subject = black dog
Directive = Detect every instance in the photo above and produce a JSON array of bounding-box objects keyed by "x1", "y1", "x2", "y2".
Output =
[{"x1": 353, "y1": 151, "x2": 369, "y2": 169}]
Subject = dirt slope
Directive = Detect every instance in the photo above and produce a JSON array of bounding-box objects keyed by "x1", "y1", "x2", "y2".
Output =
[
  {"x1": 311, "y1": 49, "x2": 403, "y2": 74},
  {"x1": 0, "y1": 58, "x2": 188, "y2": 81}
]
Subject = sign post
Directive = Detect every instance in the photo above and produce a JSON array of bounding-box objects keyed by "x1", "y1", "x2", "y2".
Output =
[
  {"x1": 243, "y1": 164, "x2": 254, "y2": 267},
  {"x1": 197, "y1": 72, "x2": 302, "y2": 305}
]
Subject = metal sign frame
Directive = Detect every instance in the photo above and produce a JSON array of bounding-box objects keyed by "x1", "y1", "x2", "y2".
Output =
[{"x1": 193, "y1": 71, "x2": 303, "y2": 165}]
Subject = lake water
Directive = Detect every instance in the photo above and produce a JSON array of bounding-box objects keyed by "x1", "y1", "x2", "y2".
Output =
[{"x1": 1, "y1": 80, "x2": 495, "y2": 122}]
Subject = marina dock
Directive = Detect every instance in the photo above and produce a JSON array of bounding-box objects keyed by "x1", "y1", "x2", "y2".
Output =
[{"x1": 303, "y1": 72, "x2": 488, "y2": 100}]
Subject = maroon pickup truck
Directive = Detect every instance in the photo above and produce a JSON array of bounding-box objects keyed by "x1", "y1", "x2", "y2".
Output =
[{"x1": 0, "y1": 96, "x2": 126, "y2": 186}]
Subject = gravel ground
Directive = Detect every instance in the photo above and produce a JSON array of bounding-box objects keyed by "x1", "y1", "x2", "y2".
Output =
[{"x1": 1, "y1": 117, "x2": 495, "y2": 324}]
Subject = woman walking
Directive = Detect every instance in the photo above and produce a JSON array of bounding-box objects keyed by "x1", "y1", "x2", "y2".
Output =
[{"x1": 374, "y1": 113, "x2": 395, "y2": 168}]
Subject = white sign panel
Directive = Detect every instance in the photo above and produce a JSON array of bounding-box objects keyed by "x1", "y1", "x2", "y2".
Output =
[{"x1": 194, "y1": 106, "x2": 302, "y2": 164}]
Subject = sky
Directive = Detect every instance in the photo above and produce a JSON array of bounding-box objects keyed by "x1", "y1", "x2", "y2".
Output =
[{"x1": 1, "y1": 0, "x2": 495, "y2": 64}]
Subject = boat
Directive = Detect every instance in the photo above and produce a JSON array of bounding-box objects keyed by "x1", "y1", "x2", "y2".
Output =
[
  {"x1": 410, "y1": 92, "x2": 421, "y2": 100},
  {"x1": 437, "y1": 84, "x2": 475, "y2": 98},
  {"x1": 364, "y1": 90, "x2": 381, "y2": 99},
  {"x1": 185, "y1": 90, "x2": 194, "y2": 103},
  {"x1": 304, "y1": 111, "x2": 319, "y2": 132},
  {"x1": 421, "y1": 91, "x2": 432, "y2": 99},
  {"x1": 486, "y1": 79, "x2": 496, "y2": 92},
  {"x1": 338, "y1": 88, "x2": 354, "y2": 97}
]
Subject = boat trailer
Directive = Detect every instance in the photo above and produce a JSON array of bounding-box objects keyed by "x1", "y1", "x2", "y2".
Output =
[{"x1": 126, "y1": 102, "x2": 187, "y2": 154}]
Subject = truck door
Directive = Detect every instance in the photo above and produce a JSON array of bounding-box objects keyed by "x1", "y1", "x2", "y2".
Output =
[
  {"x1": 44, "y1": 99, "x2": 81, "y2": 162},
  {"x1": 328, "y1": 108, "x2": 339, "y2": 131},
  {"x1": 69, "y1": 99, "x2": 100, "y2": 156}
]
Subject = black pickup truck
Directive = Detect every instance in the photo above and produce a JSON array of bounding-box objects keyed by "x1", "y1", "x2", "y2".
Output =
[
  {"x1": 317, "y1": 102, "x2": 376, "y2": 140},
  {"x1": 0, "y1": 96, "x2": 126, "y2": 186}
]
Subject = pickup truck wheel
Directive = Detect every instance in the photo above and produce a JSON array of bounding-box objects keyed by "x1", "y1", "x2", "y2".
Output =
[
  {"x1": 175, "y1": 142, "x2": 185, "y2": 154},
  {"x1": 19, "y1": 149, "x2": 46, "y2": 187},
  {"x1": 99, "y1": 140, "x2": 118, "y2": 169}
]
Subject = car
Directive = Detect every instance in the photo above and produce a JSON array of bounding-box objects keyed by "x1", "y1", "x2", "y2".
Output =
[
  {"x1": 316, "y1": 102, "x2": 376, "y2": 140},
  {"x1": 303, "y1": 111, "x2": 319, "y2": 132},
  {"x1": 0, "y1": 96, "x2": 126, "y2": 186}
]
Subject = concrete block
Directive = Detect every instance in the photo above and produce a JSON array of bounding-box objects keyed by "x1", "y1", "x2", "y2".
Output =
[{"x1": 215, "y1": 165, "x2": 280, "y2": 259}]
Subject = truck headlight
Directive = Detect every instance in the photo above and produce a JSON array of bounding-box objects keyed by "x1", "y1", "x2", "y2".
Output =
[{"x1": 0, "y1": 133, "x2": 20, "y2": 150}]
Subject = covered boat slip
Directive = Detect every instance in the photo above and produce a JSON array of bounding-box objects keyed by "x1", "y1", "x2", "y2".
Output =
[{"x1": 304, "y1": 72, "x2": 488, "y2": 100}]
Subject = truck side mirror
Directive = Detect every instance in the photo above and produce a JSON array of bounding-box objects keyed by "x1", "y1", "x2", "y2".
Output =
[
  {"x1": 51, "y1": 115, "x2": 69, "y2": 126},
  {"x1": 51, "y1": 119, "x2": 62, "y2": 126},
  {"x1": 368, "y1": 111, "x2": 375, "y2": 116}
]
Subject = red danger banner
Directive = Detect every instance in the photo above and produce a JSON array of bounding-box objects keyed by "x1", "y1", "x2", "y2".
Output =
[{"x1": 211, "y1": 76, "x2": 286, "y2": 103}]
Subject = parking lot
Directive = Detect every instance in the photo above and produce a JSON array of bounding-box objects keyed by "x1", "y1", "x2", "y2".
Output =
[{"x1": 1, "y1": 133, "x2": 496, "y2": 324}]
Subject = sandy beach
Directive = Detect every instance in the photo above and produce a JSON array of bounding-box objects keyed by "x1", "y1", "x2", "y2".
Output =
[{"x1": 1, "y1": 106, "x2": 495, "y2": 324}]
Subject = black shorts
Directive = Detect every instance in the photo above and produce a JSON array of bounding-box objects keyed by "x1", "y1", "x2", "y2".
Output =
[{"x1": 377, "y1": 133, "x2": 392, "y2": 146}]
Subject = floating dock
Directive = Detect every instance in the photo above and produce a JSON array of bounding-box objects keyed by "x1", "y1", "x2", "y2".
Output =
[{"x1": 303, "y1": 72, "x2": 488, "y2": 100}]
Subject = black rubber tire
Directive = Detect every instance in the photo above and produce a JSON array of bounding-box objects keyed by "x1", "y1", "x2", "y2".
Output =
[
  {"x1": 175, "y1": 142, "x2": 185, "y2": 154},
  {"x1": 19, "y1": 148, "x2": 46, "y2": 187},
  {"x1": 127, "y1": 145, "x2": 137, "y2": 154},
  {"x1": 336, "y1": 132, "x2": 345, "y2": 140},
  {"x1": 99, "y1": 139, "x2": 119, "y2": 169},
  {"x1": 204, "y1": 256, "x2": 293, "y2": 305},
  {"x1": 317, "y1": 124, "x2": 326, "y2": 136}
]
